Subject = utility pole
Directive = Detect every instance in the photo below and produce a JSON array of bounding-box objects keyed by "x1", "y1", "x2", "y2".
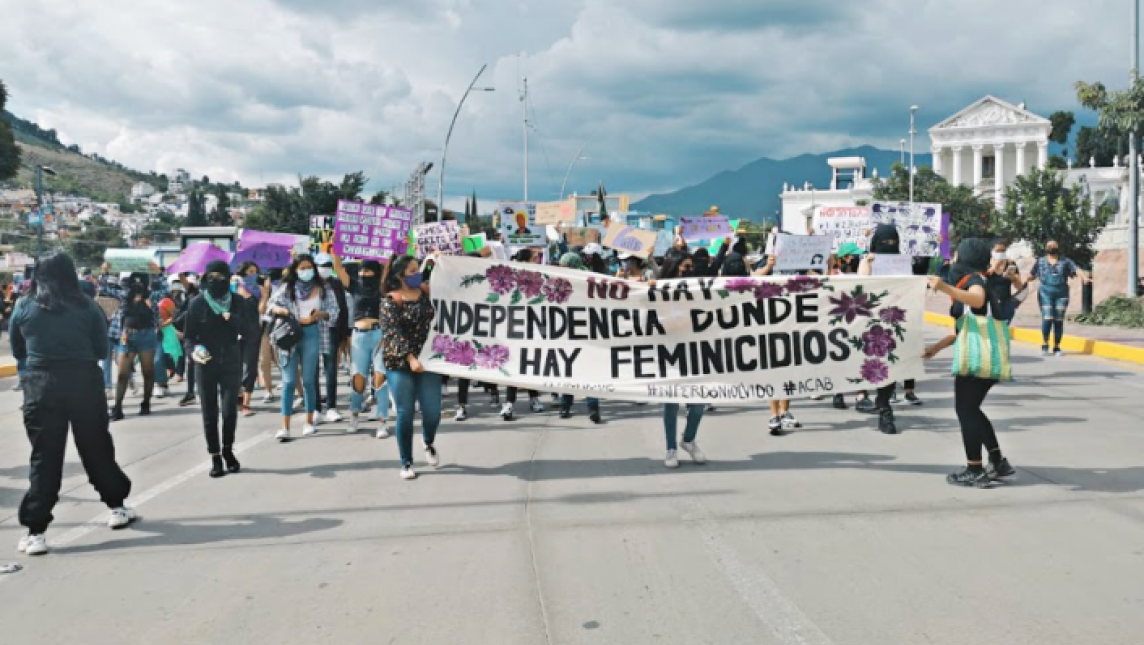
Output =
[
  {"x1": 909, "y1": 106, "x2": 919, "y2": 211},
  {"x1": 1130, "y1": 0, "x2": 1140, "y2": 296},
  {"x1": 521, "y1": 76, "x2": 529, "y2": 201}
]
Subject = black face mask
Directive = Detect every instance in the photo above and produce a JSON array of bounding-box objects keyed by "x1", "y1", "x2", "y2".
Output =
[
  {"x1": 361, "y1": 275, "x2": 380, "y2": 290},
  {"x1": 681, "y1": 268, "x2": 696, "y2": 278},
  {"x1": 206, "y1": 278, "x2": 229, "y2": 299},
  {"x1": 1047, "y1": 247, "x2": 1060, "y2": 256}
]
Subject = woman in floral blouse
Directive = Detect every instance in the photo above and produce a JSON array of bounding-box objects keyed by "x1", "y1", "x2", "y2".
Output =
[{"x1": 379, "y1": 254, "x2": 441, "y2": 480}]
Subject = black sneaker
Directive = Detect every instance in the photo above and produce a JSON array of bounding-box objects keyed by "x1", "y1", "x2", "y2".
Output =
[
  {"x1": 904, "y1": 392, "x2": 923, "y2": 406},
  {"x1": 209, "y1": 455, "x2": 226, "y2": 478},
  {"x1": 559, "y1": 408, "x2": 572, "y2": 419},
  {"x1": 947, "y1": 466, "x2": 992, "y2": 488},
  {"x1": 589, "y1": 411, "x2": 602, "y2": 424},
  {"x1": 179, "y1": 394, "x2": 196, "y2": 407},
  {"x1": 878, "y1": 409, "x2": 897, "y2": 434},
  {"x1": 986, "y1": 458, "x2": 1016, "y2": 481},
  {"x1": 855, "y1": 397, "x2": 877, "y2": 414},
  {"x1": 832, "y1": 394, "x2": 848, "y2": 410},
  {"x1": 139, "y1": 402, "x2": 151, "y2": 416},
  {"x1": 222, "y1": 448, "x2": 241, "y2": 474},
  {"x1": 110, "y1": 407, "x2": 125, "y2": 422}
]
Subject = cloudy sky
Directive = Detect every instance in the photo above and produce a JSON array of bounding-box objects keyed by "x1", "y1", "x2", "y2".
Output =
[{"x1": 1, "y1": 0, "x2": 1136, "y2": 207}]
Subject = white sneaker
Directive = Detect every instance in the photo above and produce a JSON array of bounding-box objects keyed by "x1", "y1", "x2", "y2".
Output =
[
  {"x1": 155, "y1": 387, "x2": 168, "y2": 399},
  {"x1": 455, "y1": 405, "x2": 468, "y2": 421},
  {"x1": 529, "y1": 398, "x2": 545, "y2": 413},
  {"x1": 302, "y1": 423, "x2": 317, "y2": 436},
  {"x1": 680, "y1": 441, "x2": 707, "y2": 464},
  {"x1": 275, "y1": 429, "x2": 291, "y2": 442},
  {"x1": 108, "y1": 506, "x2": 138, "y2": 530},
  {"x1": 781, "y1": 412, "x2": 801, "y2": 430},
  {"x1": 500, "y1": 403, "x2": 514, "y2": 421},
  {"x1": 424, "y1": 444, "x2": 440, "y2": 467},
  {"x1": 18, "y1": 533, "x2": 47, "y2": 556},
  {"x1": 324, "y1": 409, "x2": 342, "y2": 424},
  {"x1": 375, "y1": 424, "x2": 390, "y2": 439},
  {"x1": 293, "y1": 398, "x2": 303, "y2": 411},
  {"x1": 664, "y1": 449, "x2": 680, "y2": 469},
  {"x1": 262, "y1": 392, "x2": 275, "y2": 404},
  {"x1": 367, "y1": 407, "x2": 380, "y2": 421},
  {"x1": 348, "y1": 414, "x2": 360, "y2": 434},
  {"x1": 400, "y1": 466, "x2": 418, "y2": 480}
]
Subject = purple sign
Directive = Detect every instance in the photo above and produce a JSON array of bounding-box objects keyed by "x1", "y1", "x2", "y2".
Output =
[
  {"x1": 166, "y1": 242, "x2": 233, "y2": 275},
  {"x1": 332, "y1": 200, "x2": 413, "y2": 261},
  {"x1": 230, "y1": 242, "x2": 292, "y2": 270},
  {"x1": 240, "y1": 229, "x2": 300, "y2": 249},
  {"x1": 940, "y1": 212, "x2": 952, "y2": 259}
]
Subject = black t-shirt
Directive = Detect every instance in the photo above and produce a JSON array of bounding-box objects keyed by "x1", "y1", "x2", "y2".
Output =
[
  {"x1": 123, "y1": 298, "x2": 154, "y2": 330},
  {"x1": 184, "y1": 295, "x2": 242, "y2": 356},
  {"x1": 950, "y1": 274, "x2": 989, "y2": 318},
  {"x1": 350, "y1": 278, "x2": 382, "y2": 322}
]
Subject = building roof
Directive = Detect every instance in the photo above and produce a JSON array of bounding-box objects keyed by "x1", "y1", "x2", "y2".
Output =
[{"x1": 929, "y1": 95, "x2": 1050, "y2": 132}]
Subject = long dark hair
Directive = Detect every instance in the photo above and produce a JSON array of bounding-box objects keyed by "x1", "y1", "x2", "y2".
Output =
[
  {"x1": 283, "y1": 254, "x2": 324, "y2": 300},
  {"x1": 658, "y1": 249, "x2": 692, "y2": 280},
  {"x1": 385, "y1": 255, "x2": 417, "y2": 293},
  {"x1": 30, "y1": 253, "x2": 86, "y2": 312}
]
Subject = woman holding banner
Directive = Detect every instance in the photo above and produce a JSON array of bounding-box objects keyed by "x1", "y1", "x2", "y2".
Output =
[
  {"x1": 268, "y1": 255, "x2": 340, "y2": 442},
  {"x1": 333, "y1": 253, "x2": 392, "y2": 438},
  {"x1": 857, "y1": 224, "x2": 904, "y2": 434},
  {"x1": 754, "y1": 254, "x2": 801, "y2": 435}
]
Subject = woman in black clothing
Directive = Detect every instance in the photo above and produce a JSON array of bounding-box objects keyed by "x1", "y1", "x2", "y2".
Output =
[
  {"x1": 234, "y1": 262, "x2": 263, "y2": 417},
  {"x1": 111, "y1": 275, "x2": 159, "y2": 420},
  {"x1": 185, "y1": 261, "x2": 246, "y2": 478}
]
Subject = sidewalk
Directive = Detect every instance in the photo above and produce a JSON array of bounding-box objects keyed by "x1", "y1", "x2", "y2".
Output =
[{"x1": 924, "y1": 292, "x2": 1144, "y2": 364}]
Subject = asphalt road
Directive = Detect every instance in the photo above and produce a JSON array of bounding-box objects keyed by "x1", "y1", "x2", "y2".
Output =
[{"x1": 1, "y1": 331, "x2": 1143, "y2": 645}]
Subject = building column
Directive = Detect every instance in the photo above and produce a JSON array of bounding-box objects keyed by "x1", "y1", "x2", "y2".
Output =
[
  {"x1": 972, "y1": 144, "x2": 984, "y2": 189},
  {"x1": 994, "y1": 144, "x2": 1006, "y2": 207},
  {"x1": 931, "y1": 146, "x2": 944, "y2": 176},
  {"x1": 1038, "y1": 141, "x2": 1049, "y2": 169},
  {"x1": 951, "y1": 146, "x2": 964, "y2": 186},
  {"x1": 1015, "y1": 142, "x2": 1027, "y2": 178}
]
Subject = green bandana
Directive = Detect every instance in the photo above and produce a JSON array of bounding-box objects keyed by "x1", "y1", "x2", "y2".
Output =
[{"x1": 202, "y1": 290, "x2": 232, "y2": 316}]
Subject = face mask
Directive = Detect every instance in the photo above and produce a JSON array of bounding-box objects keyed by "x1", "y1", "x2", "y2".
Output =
[
  {"x1": 297, "y1": 269, "x2": 315, "y2": 283},
  {"x1": 361, "y1": 274, "x2": 380, "y2": 289},
  {"x1": 206, "y1": 279, "x2": 229, "y2": 299},
  {"x1": 1047, "y1": 247, "x2": 1059, "y2": 256},
  {"x1": 318, "y1": 267, "x2": 334, "y2": 280},
  {"x1": 404, "y1": 273, "x2": 424, "y2": 289},
  {"x1": 242, "y1": 275, "x2": 259, "y2": 290},
  {"x1": 681, "y1": 268, "x2": 696, "y2": 278},
  {"x1": 992, "y1": 252, "x2": 1007, "y2": 261}
]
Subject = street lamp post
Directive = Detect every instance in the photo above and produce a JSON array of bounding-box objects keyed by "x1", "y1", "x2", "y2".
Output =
[
  {"x1": 1130, "y1": 0, "x2": 1141, "y2": 296},
  {"x1": 909, "y1": 106, "x2": 919, "y2": 210},
  {"x1": 34, "y1": 164, "x2": 57, "y2": 262},
  {"x1": 559, "y1": 144, "x2": 589, "y2": 200},
  {"x1": 438, "y1": 64, "x2": 495, "y2": 211},
  {"x1": 900, "y1": 138, "x2": 906, "y2": 166}
]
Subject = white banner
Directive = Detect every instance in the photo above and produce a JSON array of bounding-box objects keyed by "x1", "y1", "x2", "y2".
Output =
[
  {"x1": 814, "y1": 207, "x2": 871, "y2": 252},
  {"x1": 773, "y1": 233, "x2": 833, "y2": 272},
  {"x1": 421, "y1": 257, "x2": 926, "y2": 404},
  {"x1": 870, "y1": 201, "x2": 944, "y2": 257}
]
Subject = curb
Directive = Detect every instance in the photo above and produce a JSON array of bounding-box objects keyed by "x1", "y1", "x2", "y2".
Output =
[
  {"x1": 924, "y1": 312, "x2": 1144, "y2": 366},
  {"x1": 0, "y1": 362, "x2": 16, "y2": 379}
]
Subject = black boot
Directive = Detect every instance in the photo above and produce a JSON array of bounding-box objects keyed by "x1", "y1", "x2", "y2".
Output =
[
  {"x1": 222, "y1": 447, "x2": 241, "y2": 474},
  {"x1": 559, "y1": 406, "x2": 572, "y2": 419},
  {"x1": 878, "y1": 409, "x2": 897, "y2": 434},
  {"x1": 110, "y1": 406, "x2": 125, "y2": 422},
  {"x1": 139, "y1": 400, "x2": 151, "y2": 416},
  {"x1": 832, "y1": 394, "x2": 847, "y2": 410},
  {"x1": 209, "y1": 455, "x2": 226, "y2": 478}
]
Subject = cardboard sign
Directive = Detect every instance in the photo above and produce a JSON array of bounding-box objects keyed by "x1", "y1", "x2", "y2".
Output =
[
  {"x1": 564, "y1": 227, "x2": 602, "y2": 247},
  {"x1": 870, "y1": 202, "x2": 946, "y2": 257},
  {"x1": 414, "y1": 221, "x2": 463, "y2": 258},
  {"x1": 773, "y1": 234, "x2": 832, "y2": 272},
  {"x1": 498, "y1": 202, "x2": 544, "y2": 246},
  {"x1": 872, "y1": 254, "x2": 914, "y2": 276},
  {"x1": 332, "y1": 201, "x2": 413, "y2": 261},
  {"x1": 814, "y1": 207, "x2": 871, "y2": 253},
  {"x1": 310, "y1": 215, "x2": 335, "y2": 255},
  {"x1": 105, "y1": 249, "x2": 158, "y2": 273},
  {"x1": 680, "y1": 215, "x2": 733, "y2": 242},
  {"x1": 602, "y1": 222, "x2": 657, "y2": 259},
  {"x1": 535, "y1": 199, "x2": 576, "y2": 225},
  {"x1": 463, "y1": 233, "x2": 487, "y2": 254}
]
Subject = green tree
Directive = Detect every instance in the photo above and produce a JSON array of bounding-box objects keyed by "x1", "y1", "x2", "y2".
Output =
[
  {"x1": 0, "y1": 79, "x2": 21, "y2": 182},
  {"x1": 209, "y1": 185, "x2": 232, "y2": 225},
  {"x1": 1049, "y1": 110, "x2": 1076, "y2": 145},
  {"x1": 369, "y1": 189, "x2": 391, "y2": 206},
  {"x1": 995, "y1": 167, "x2": 1111, "y2": 267},
  {"x1": 67, "y1": 215, "x2": 127, "y2": 267},
  {"x1": 186, "y1": 189, "x2": 208, "y2": 227},
  {"x1": 871, "y1": 162, "x2": 998, "y2": 243},
  {"x1": 1075, "y1": 126, "x2": 1121, "y2": 167}
]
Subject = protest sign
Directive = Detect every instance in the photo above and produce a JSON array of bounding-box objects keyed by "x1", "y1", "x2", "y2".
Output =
[
  {"x1": 239, "y1": 229, "x2": 301, "y2": 250},
  {"x1": 680, "y1": 215, "x2": 733, "y2": 242},
  {"x1": 535, "y1": 199, "x2": 576, "y2": 225},
  {"x1": 485, "y1": 241, "x2": 508, "y2": 261},
  {"x1": 498, "y1": 202, "x2": 545, "y2": 246},
  {"x1": 310, "y1": 215, "x2": 335, "y2": 255},
  {"x1": 230, "y1": 242, "x2": 292, "y2": 270},
  {"x1": 414, "y1": 221, "x2": 463, "y2": 258},
  {"x1": 421, "y1": 256, "x2": 926, "y2": 404},
  {"x1": 870, "y1": 202, "x2": 946, "y2": 257},
  {"x1": 872, "y1": 254, "x2": 914, "y2": 276},
  {"x1": 463, "y1": 233, "x2": 487, "y2": 254},
  {"x1": 332, "y1": 200, "x2": 413, "y2": 261},
  {"x1": 564, "y1": 227, "x2": 601, "y2": 247},
  {"x1": 939, "y1": 213, "x2": 952, "y2": 259},
  {"x1": 773, "y1": 234, "x2": 833, "y2": 272},
  {"x1": 602, "y1": 222, "x2": 657, "y2": 259},
  {"x1": 166, "y1": 242, "x2": 232, "y2": 275},
  {"x1": 105, "y1": 249, "x2": 158, "y2": 273},
  {"x1": 814, "y1": 207, "x2": 871, "y2": 252}
]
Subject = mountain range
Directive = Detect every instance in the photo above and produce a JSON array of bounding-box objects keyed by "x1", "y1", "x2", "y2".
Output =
[{"x1": 632, "y1": 145, "x2": 934, "y2": 222}]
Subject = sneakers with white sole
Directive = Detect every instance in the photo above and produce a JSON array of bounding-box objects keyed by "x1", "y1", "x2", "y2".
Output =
[
  {"x1": 500, "y1": 403, "x2": 514, "y2": 421},
  {"x1": 324, "y1": 409, "x2": 342, "y2": 424},
  {"x1": 680, "y1": 441, "x2": 707, "y2": 464},
  {"x1": 18, "y1": 533, "x2": 47, "y2": 556},
  {"x1": 400, "y1": 466, "x2": 418, "y2": 480},
  {"x1": 455, "y1": 405, "x2": 468, "y2": 421},
  {"x1": 302, "y1": 423, "x2": 317, "y2": 436},
  {"x1": 367, "y1": 406, "x2": 380, "y2": 421},
  {"x1": 348, "y1": 414, "x2": 360, "y2": 434},
  {"x1": 262, "y1": 392, "x2": 275, "y2": 404},
  {"x1": 275, "y1": 429, "x2": 291, "y2": 442},
  {"x1": 108, "y1": 506, "x2": 138, "y2": 530},
  {"x1": 375, "y1": 424, "x2": 390, "y2": 439},
  {"x1": 155, "y1": 387, "x2": 169, "y2": 399},
  {"x1": 529, "y1": 398, "x2": 545, "y2": 413},
  {"x1": 780, "y1": 412, "x2": 801, "y2": 430},
  {"x1": 664, "y1": 450, "x2": 680, "y2": 469},
  {"x1": 424, "y1": 444, "x2": 440, "y2": 467}
]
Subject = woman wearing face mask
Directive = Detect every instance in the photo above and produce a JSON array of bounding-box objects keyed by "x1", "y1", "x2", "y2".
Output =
[
  {"x1": 333, "y1": 253, "x2": 393, "y2": 438},
  {"x1": 646, "y1": 250, "x2": 707, "y2": 469},
  {"x1": 110, "y1": 274, "x2": 159, "y2": 421},
  {"x1": 233, "y1": 262, "x2": 264, "y2": 417},
  {"x1": 855, "y1": 224, "x2": 905, "y2": 434},
  {"x1": 185, "y1": 261, "x2": 247, "y2": 477},
  {"x1": 267, "y1": 255, "x2": 340, "y2": 442},
  {"x1": 1028, "y1": 240, "x2": 1091, "y2": 357},
  {"x1": 379, "y1": 255, "x2": 442, "y2": 480},
  {"x1": 313, "y1": 253, "x2": 348, "y2": 424},
  {"x1": 924, "y1": 239, "x2": 1016, "y2": 488}
]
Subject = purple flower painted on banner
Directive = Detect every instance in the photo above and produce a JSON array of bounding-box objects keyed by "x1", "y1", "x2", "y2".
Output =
[
  {"x1": 860, "y1": 358, "x2": 890, "y2": 384},
  {"x1": 879, "y1": 306, "x2": 907, "y2": 325},
  {"x1": 542, "y1": 278, "x2": 573, "y2": 304},
  {"x1": 516, "y1": 270, "x2": 545, "y2": 298},
  {"x1": 485, "y1": 265, "x2": 516, "y2": 295},
  {"x1": 828, "y1": 292, "x2": 875, "y2": 323},
  {"x1": 753, "y1": 282, "x2": 786, "y2": 300},
  {"x1": 430, "y1": 334, "x2": 455, "y2": 355},
  {"x1": 445, "y1": 340, "x2": 477, "y2": 366},
  {"x1": 725, "y1": 278, "x2": 758, "y2": 293},
  {"x1": 784, "y1": 275, "x2": 823, "y2": 294},
  {"x1": 475, "y1": 344, "x2": 511, "y2": 370},
  {"x1": 861, "y1": 326, "x2": 897, "y2": 357}
]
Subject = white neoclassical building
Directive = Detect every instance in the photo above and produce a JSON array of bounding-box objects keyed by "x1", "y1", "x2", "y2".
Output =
[{"x1": 928, "y1": 96, "x2": 1052, "y2": 208}]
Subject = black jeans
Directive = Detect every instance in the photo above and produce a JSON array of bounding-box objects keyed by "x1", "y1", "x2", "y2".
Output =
[
  {"x1": 954, "y1": 376, "x2": 999, "y2": 462},
  {"x1": 197, "y1": 350, "x2": 242, "y2": 455},
  {"x1": 240, "y1": 336, "x2": 260, "y2": 393},
  {"x1": 184, "y1": 338, "x2": 197, "y2": 396},
  {"x1": 506, "y1": 387, "x2": 538, "y2": 404},
  {"x1": 560, "y1": 394, "x2": 600, "y2": 413},
  {"x1": 322, "y1": 351, "x2": 339, "y2": 411},
  {"x1": 20, "y1": 363, "x2": 132, "y2": 534}
]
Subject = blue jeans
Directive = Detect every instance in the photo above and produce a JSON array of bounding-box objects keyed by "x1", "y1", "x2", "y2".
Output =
[
  {"x1": 350, "y1": 328, "x2": 389, "y2": 418},
  {"x1": 388, "y1": 369, "x2": 443, "y2": 468},
  {"x1": 281, "y1": 324, "x2": 320, "y2": 416},
  {"x1": 119, "y1": 328, "x2": 158, "y2": 354},
  {"x1": 153, "y1": 340, "x2": 168, "y2": 388},
  {"x1": 663, "y1": 403, "x2": 704, "y2": 450}
]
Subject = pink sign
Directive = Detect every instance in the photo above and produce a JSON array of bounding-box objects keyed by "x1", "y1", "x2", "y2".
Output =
[{"x1": 332, "y1": 200, "x2": 413, "y2": 261}]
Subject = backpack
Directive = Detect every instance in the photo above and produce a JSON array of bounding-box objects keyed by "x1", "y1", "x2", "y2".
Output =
[
  {"x1": 951, "y1": 274, "x2": 1018, "y2": 323},
  {"x1": 269, "y1": 314, "x2": 302, "y2": 353},
  {"x1": 1039, "y1": 258, "x2": 1067, "y2": 289}
]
